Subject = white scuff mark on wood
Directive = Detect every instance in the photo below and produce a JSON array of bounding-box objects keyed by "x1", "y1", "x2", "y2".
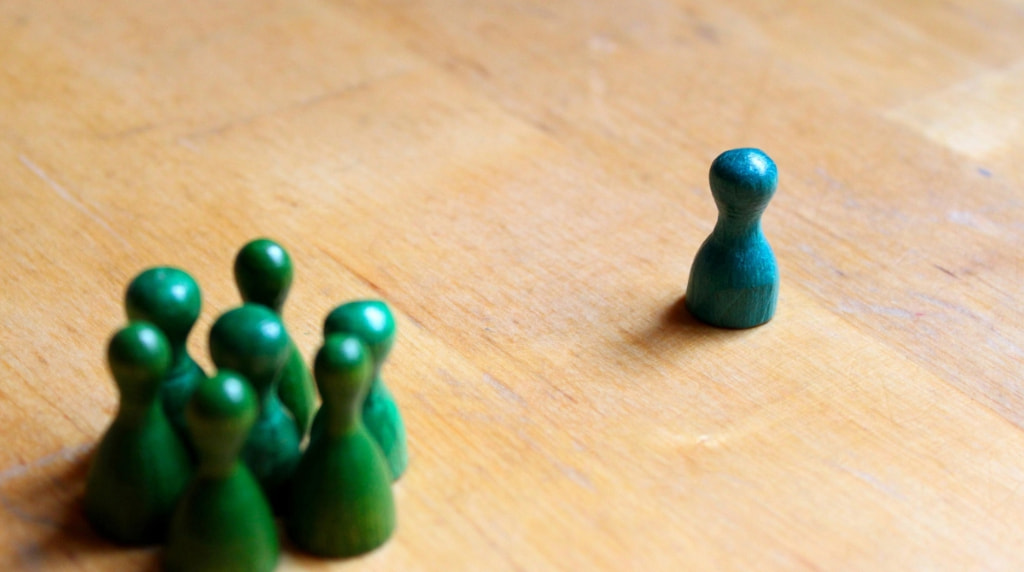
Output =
[
  {"x1": 18, "y1": 155, "x2": 129, "y2": 247},
  {"x1": 0, "y1": 443, "x2": 92, "y2": 486}
]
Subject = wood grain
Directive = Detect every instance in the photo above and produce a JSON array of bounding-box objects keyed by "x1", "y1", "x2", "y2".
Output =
[{"x1": 1, "y1": 0, "x2": 1023, "y2": 569}]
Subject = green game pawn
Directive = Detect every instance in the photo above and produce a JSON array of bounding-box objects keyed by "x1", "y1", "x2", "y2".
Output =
[
  {"x1": 125, "y1": 267, "x2": 205, "y2": 447},
  {"x1": 163, "y1": 372, "x2": 279, "y2": 572},
  {"x1": 685, "y1": 148, "x2": 780, "y2": 329},
  {"x1": 320, "y1": 300, "x2": 407, "y2": 480},
  {"x1": 209, "y1": 304, "x2": 301, "y2": 506},
  {"x1": 84, "y1": 322, "x2": 192, "y2": 545},
  {"x1": 287, "y1": 334, "x2": 396, "y2": 557},
  {"x1": 234, "y1": 238, "x2": 316, "y2": 438}
]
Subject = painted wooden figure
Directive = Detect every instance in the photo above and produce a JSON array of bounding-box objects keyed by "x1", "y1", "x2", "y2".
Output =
[
  {"x1": 234, "y1": 238, "x2": 316, "y2": 438},
  {"x1": 320, "y1": 300, "x2": 407, "y2": 480},
  {"x1": 286, "y1": 334, "x2": 396, "y2": 557},
  {"x1": 125, "y1": 266, "x2": 205, "y2": 447},
  {"x1": 685, "y1": 148, "x2": 780, "y2": 329},
  {"x1": 208, "y1": 304, "x2": 301, "y2": 506},
  {"x1": 84, "y1": 322, "x2": 191, "y2": 545},
  {"x1": 163, "y1": 371, "x2": 279, "y2": 572}
]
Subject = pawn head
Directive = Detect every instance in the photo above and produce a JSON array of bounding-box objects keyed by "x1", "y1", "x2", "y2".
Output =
[
  {"x1": 323, "y1": 300, "x2": 396, "y2": 367},
  {"x1": 186, "y1": 371, "x2": 257, "y2": 469},
  {"x1": 234, "y1": 238, "x2": 293, "y2": 313},
  {"x1": 709, "y1": 148, "x2": 778, "y2": 214},
  {"x1": 108, "y1": 321, "x2": 172, "y2": 405},
  {"x1": 314, "y1": 334, "x2": 373, "y2": 414},
  {"x1": 209, "y1": 304, "x2": 290, "y2": 395},
  {"x1": 125, "y1": 267, "x2": 202, "y2": 346}
]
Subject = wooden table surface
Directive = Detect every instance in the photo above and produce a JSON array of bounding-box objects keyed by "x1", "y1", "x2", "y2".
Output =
[{"x1": 3, "y1": 0, "x2": 1024, "y2": 570}]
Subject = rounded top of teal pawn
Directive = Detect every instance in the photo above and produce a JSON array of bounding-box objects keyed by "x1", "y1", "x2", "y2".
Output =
[
  {"x1": 709, "y1": 148, "x2": 777, "y2": 214},
  {"x1": 234, "y1": 238, "x2": 293, "y2": 313},
  {"x1": 125, "y1": 267, "x2": 201, "y2": 344},
  {"x1": 186, "y1": 371, "x2": 258, "y2": 473},
  {"x1": 108, "y1": 321, "x2": 172, "y2": 405},
  {"x1": 323, "y1": 300, "x2": 396, "y2": 364},
  {"x1": 209, "y1": 304, "x2": 290, "y2": 395},
  {"x1": 315, "y1": 334, "x2": 373, "y2": 425}
]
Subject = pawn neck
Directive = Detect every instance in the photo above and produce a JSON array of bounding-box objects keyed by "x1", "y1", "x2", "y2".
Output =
[
  {"x1": 322, "y1": 400, "x2": 361, "y2": 437},
  {"x1": 198, "y1": 458, "x2": 242, "y2": 479},
  {"x1": 115, "y1": 399, "x2": 162, "y2": 428},
  {"x1": 167, "y1": 342, "x2": 193, "y2": 375},
  {"x1": 713, "y1": 209, "x2": 765, "y2": 241}
]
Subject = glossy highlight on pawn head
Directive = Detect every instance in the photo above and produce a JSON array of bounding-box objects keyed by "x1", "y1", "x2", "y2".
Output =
[
  {"x1": 709, "y1": 148, "x2": 778, "y2": 212},
  {"x1": 315, "y1": 334, "x2": 374, "y2": 410},
  {"x1": 125, "y1": 267, "x2": 202, "y2": 344},
  {"x1": 186, "y1": 371, "x2": 258, "y2": 471},
  {"x1": 208, "y1": 304, "x2": 290, "y2": 391},
  {"x1": 107, "y1": 321, "x2": 172, "y2": 404},
  {"x1": 323, "y1": 300, "x2": 397, "y2": 365},
  {"x1": 234, "y1": 238, "x2": 293, "y2": 312}
]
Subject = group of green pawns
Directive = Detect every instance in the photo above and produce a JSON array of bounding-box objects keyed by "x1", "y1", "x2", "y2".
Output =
[
  {"x1": 80, "y1": 147, "x2": 780, "y2": 570},
  {"x1": 84, "y1": 238, "x2": 407, "y2": 571}
]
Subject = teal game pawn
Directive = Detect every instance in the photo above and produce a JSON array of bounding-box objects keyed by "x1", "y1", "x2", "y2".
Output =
[
  {"x1": 209, "y1": 304, "x2": 301, "y2": 505},
  {"x1": 84, "y1": 322, "x2": 192, "y2": 545},
  {"x1": 125, "y1": 267, "x2": 205, "y2": 445},
  {"x1": 322, "y1": 300, "x2": 407, "y2": 480},
  {"x1": 234, "y1": 238, "x2": 316, "y2": 438},
  {"x1": 286, "y1": 334, "x2": 396, "y2": 557},
  {"x1": 163, "y1": 371, "x2": 279, "y2": 572},
  {"x1": 685, "y1": 148, "x2": 780, "y2": 329}
]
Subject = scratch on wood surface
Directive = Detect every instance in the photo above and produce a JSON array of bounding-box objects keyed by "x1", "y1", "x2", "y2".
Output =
[
  {"x1": 831, "y1": 462, "x2": 906, "y2": 501},
  {"x1": 179, "y1": 71, "x2": 411, "y2": 146},
  {"x1": 0, "y1": 444, "x2": 92, "y2": 487},
  {"x1": 0, "y1": 444, "x2": 91, "y2": 530},
  {"x1": 0, "y1": 491, "x2": 61, "y2": 529},
  {"x1": 98, "y1": 122, "x2": 158, "y2": 140},
  {"x1": 17, "y1": 155, "x2": 129, "y2": 248},
  {"x1": 909, "y1": 292, "x2": 985, "y2": 321},
  {"x1": 836, "y1": 299, "x2": 918, "y2": 320},
  {"x1": 481, "y1": 373, "x2": 527, "y2": 406},
  {"x1": 516, "y1": 429, "x2": 594, "y2": 490}
]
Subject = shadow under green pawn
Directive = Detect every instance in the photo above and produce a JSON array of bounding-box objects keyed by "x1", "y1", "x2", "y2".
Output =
[
  {"x1": 84, "y1": 322, "x2": 192, "y2": 545},
  {"x1": 685, "y1": 148, "x2": 780, "y2": 329},
  {"x1": 317, "y1": 300, "x2": 407, "y2": 481},
  {"x1": 287, "y1": 334, "x2": 396, "y2": 557},
  {"x1": 125, "y1": 267, "x2": 205, "y2": 449},
  {"x1": 234, "y1": 238, "x2": 316, "y2": 438},
  {"x1": 209, "y1": 304, "x2": 301, "y2": 507},
  {"x1": 163, "y1": 371, "x2": 279, "y2": 572}
]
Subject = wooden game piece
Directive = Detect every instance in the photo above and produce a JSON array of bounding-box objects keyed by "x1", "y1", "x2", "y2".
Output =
[
  {"x1": 125, "y1": 266, "x2": 205, "y2": 446},
  {"x1": 163, "y1": 371, "x2": 279, "y2": 572},
  {"x1": 286, "y1": 334, "x2": 396, "y2": 557},
  {"x1": 321, "y1": 300, "x2": 407, "y2": 480},
  {"x1": 208, "y1": 304, "x2": 301, "y2": 506},
  {"x1": 84, "y1": 322, "x2": 192, "y2": 545},
  {"x1": 685, "y1": 148, "x2": 780, "y2": 329},
  {"x1": 234, "y1": 238, "x2": 316, "y2": 438}
]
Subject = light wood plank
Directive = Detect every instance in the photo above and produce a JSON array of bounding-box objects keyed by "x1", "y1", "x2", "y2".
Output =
[{"x1": 1, "y1": 0, "x2": 1023, "y2": 569}]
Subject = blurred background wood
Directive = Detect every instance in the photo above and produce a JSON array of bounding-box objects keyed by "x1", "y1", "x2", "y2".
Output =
[{"x1": 1, "y1": 0, "x2": 1023, "y2": 569}]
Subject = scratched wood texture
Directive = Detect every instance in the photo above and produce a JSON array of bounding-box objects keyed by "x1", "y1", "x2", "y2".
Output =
[{"x1": 2, "y1": 0, "x2": 1024, "y2": 570}]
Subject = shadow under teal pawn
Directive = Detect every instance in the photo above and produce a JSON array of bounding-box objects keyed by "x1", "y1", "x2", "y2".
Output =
[
  {"x1": 125, "y1": 267, "x2": 205, "y2": 449},
  {"x1": 685, "y1": 148, "x2": 779, "y2": 329},
  {"x1": 316, "y1": 300, "x2": 407, "y2": 481},
  {"x1": 163, "y1": 371, "x2": 279, "y2": 572},
  {"x1": 209, "y1": 304, "x2": 301, "y2": 507},
  {"x1": 287, "y1": 334, "x2": 396, "y2": 557},
  {"x1": 84, "y1": 322, "x2": 191, "y2": 545},
  {"x1": 234, "y1": 238, "x2": 316, "y2": 438}
]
